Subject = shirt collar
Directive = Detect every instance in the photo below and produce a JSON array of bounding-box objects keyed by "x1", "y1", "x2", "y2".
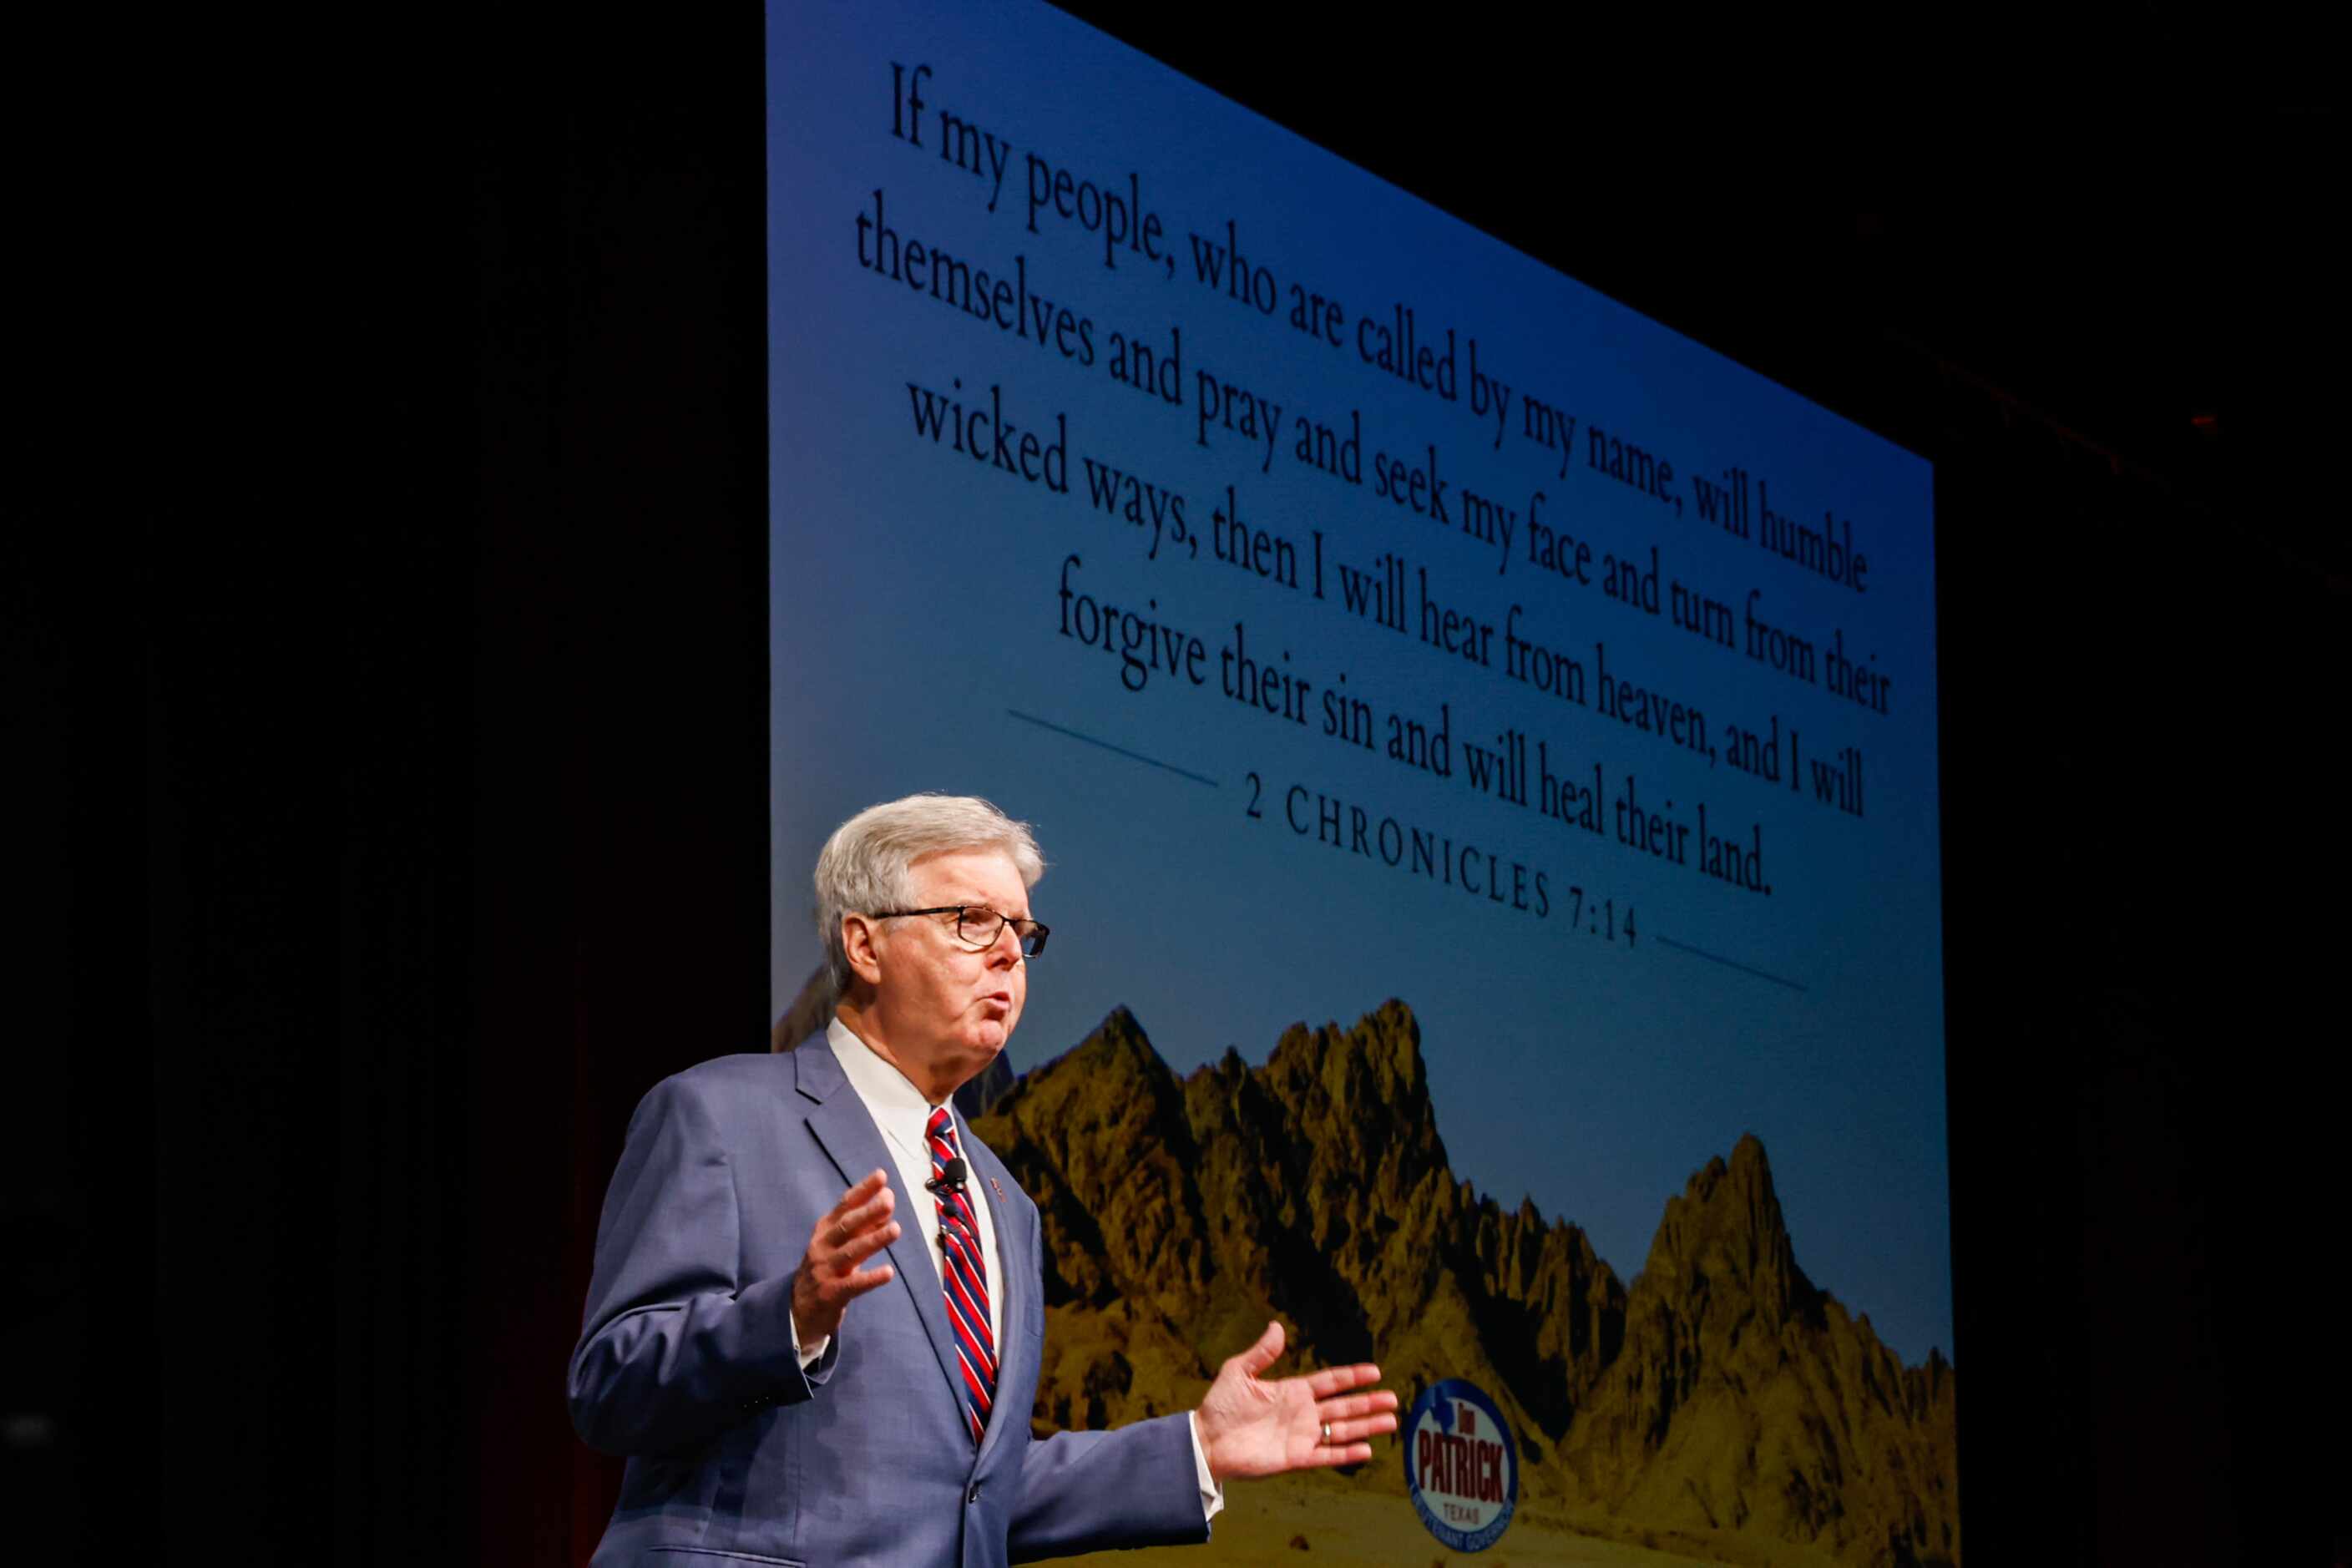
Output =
[{"x1": 826, "y1": 1014, "x2": 951, "y2": 1163}]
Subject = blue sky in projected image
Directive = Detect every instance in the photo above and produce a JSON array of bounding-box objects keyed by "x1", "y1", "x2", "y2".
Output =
[{"x1": 767, "y1": 1, "x2": 1951, "y2": 1363}]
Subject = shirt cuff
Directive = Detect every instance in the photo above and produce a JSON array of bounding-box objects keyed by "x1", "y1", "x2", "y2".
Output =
[
  {"x1": 1187, "y1": 1411, "x2": 1226, "y2": 1523},
  {"x1": 788, "y1": 1304, "x2": 831, "y2": 1371}
]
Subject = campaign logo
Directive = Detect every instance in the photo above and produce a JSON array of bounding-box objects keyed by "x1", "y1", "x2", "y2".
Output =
[{"x1": 1403, "y1": 1378, "x2": 1517, "y2": 1553}]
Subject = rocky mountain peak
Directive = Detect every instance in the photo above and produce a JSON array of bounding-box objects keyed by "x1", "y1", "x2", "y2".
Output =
[
  {"x1": 1252, "y1": 999, "x2": 1445, "y2": 1192},
  {"x1": 1267, "y1": 996, "x2": 1427, "y2": 1105},
  {"x1": 977, "y1": 1007, "x2": 1206, "y2": 1308},
  {"x1": 1639, "y1": 1130, "x2": 1816, "y2": 1330},
  {"x1": 999, "y1": 1006, "x2": 1190, "y2": 1142}
]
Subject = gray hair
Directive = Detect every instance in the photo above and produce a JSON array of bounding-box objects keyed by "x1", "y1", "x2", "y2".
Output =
[{"x1": 812, "y1": 793, "x2": 1046, "y2": 995}]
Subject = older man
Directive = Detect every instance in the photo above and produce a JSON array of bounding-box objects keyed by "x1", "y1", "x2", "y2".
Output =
[{"x1": 569, "y1": 793, "x2": 1396, "y2": 1565}]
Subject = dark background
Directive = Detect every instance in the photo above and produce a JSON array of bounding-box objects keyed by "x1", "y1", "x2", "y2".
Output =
[{"x1": 12, "y1": 8, "x2": 2340, "y2": 1564}]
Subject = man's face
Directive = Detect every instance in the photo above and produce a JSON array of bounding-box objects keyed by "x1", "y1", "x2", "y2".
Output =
[{"x1": 865, "y1": 847, "x2": 1030, "y2": 1091}]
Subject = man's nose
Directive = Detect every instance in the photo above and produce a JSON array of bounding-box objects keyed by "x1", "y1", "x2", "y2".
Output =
[{"x1": 985, "y1": 921, "x2": 1024, "y2": 966}]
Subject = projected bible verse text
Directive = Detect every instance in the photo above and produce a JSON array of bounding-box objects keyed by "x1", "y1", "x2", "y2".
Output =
[{"x1": 847, "y1": 61, "x2": 1899, "y2": 959}]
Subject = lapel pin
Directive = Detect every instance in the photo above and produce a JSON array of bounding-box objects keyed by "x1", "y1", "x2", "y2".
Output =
[{"x1": 989, "y1": 1175, "x2": 1006, "y2": 1202}]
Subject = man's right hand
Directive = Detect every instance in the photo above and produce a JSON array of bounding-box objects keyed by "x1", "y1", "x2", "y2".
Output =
[{"x1": 792, "y1": 1169, "x2": 900, "y2": 1344}]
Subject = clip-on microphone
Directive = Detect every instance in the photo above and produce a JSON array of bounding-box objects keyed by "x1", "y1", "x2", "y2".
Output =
[{"x1": 926, "y1": 1156, "x2": 970, "y2": 1251}]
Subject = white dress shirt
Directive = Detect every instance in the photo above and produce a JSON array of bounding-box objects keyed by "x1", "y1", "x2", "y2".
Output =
[
  {"x1": 823, "y1": 1015, "x2": 1004, "y2": 1351},
  {"x1": 795, "y1": 1016, "x2": 1222, "y2": 1520}
]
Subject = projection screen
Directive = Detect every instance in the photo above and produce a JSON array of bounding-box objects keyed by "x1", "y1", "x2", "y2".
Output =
[{"x1": 769, "y1": 6, "x2": 1952, "y2": 1562}]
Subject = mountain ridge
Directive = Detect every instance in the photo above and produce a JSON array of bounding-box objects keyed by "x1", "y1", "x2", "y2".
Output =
[{"x1": 971, "y1": 999, "x2": 1958, "y2": 1567}]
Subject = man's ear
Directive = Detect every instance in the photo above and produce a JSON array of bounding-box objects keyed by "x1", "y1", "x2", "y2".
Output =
[{"x1": 842, "y1": 913, "x2": 885, "y2": 989}]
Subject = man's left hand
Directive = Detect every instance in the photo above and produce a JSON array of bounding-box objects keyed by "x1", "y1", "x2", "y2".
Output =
[{"x1": 1195, "y1": 1321, "x2": 1399, "y2": 1482}]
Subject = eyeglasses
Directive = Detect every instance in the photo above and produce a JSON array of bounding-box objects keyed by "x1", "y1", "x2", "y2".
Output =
[{"x1": 869, "y1": 905, "x2": 1050, "y2": 959}]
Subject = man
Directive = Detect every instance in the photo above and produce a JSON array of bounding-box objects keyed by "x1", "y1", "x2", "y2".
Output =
[{"x1": 569, "y1": 793, "x2": 1397, "y2": 1565}]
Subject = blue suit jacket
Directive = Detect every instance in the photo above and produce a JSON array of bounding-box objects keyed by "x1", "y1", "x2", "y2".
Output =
[{"x1": 569, "y1": 1046, "x2": 1207, "y2": 1566}]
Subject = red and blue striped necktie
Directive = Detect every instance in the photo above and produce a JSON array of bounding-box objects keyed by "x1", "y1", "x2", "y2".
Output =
[{"x1": 927, "y1": 1106, "x2": 996, "y2": 1443}]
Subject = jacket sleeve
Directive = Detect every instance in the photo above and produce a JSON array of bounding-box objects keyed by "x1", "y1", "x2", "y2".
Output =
[
  {"x1": 1007, "y1": 1414, "x2": 1209, "y2": 1561},
  {"x1": 567, "y1": 1075, "x2": 834, "y2": 1455},
  {"x1": 1004, "y1": 1181, "x2": 1209, "y2": 1560}
]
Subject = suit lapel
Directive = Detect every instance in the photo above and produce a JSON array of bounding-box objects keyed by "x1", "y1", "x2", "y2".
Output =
[
  {"x1": 961, "y1": 1131, "x2": 1031, "y2": 1473},
  {"x1": 792, "y1": 1041, "x2": 969, "y2": 1432}
]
